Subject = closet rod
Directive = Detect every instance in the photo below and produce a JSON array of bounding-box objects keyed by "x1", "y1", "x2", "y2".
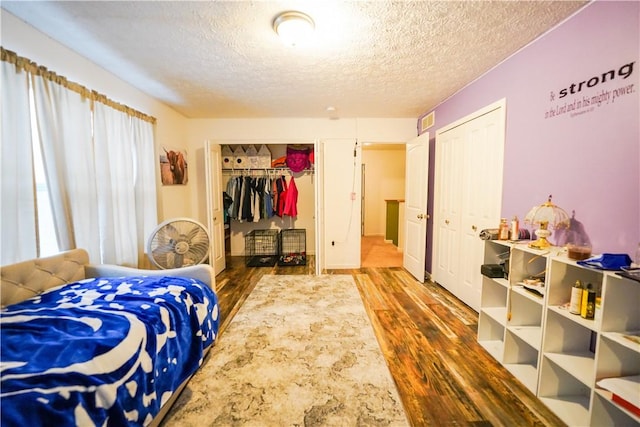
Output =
[{"x1": 222, "y1": 168, "x2": 314, "y2": 175}]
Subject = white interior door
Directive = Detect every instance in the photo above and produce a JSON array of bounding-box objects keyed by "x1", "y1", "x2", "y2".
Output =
[
  {"x1": 403, "y1": 132, "x2": 430, "y2": 282},
  {"x1": 432, "y1": 129, "x2": 463, "y2": 294},
  {"x1": 204, "y1": 140, "x2": 226, "y2": 275},
  {"x1": 458, "y1": 107, "x2": 505, "y2": 310},
  {"x1": 314, "y1": 140, "x2": 323, "y2": 275}
]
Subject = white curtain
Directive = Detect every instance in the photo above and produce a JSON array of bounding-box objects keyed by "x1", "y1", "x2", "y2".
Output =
[
  {"x1": 31, "y1": 73, "x2": 99, "y2": 259},
  {"x1": 0, "y1": 60, "x2": 37, "y2": 264},
  {"x1": 131, "y1": 117, "x2": 158, "y2": 267},
  {"x1": 93, "y1": 102, "x2": 139, "y2": 266}
]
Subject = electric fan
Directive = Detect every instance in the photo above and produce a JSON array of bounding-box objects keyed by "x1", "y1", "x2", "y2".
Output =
[{"x1": 147, "y1": 218, "x2": 210, "y2": 269}]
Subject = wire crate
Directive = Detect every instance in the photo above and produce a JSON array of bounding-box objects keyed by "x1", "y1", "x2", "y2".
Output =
[
  {"x1": 245, "y1": 229, "x2": 279, "y2": 267},
  {"x1": 278, "y1": 229, "x2": 306, "y2": 266}
]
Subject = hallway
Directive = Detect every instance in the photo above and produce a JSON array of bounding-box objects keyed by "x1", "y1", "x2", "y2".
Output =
[{"x1": 361, "y1": 235, "x2": 403, "y2": 268}]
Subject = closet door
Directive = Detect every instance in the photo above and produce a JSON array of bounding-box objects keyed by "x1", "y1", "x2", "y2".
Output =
[
  {"x1": 433, "y1": 128, "x2": 464, "y2": 295},
  {"x1": 204, "y1": 141, "x2": 226, "y2": 275},
  {"x1": 457, "y1": 107, "x2": 505, "y2": 310},
  {"x1": 434, "y1": 99, "x2": 505, "y2": 311}
]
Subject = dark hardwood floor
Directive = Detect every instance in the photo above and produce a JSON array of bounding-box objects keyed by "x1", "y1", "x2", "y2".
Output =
[{"x1": 213, "y1": 256, "x2": 566, "y2": 427}]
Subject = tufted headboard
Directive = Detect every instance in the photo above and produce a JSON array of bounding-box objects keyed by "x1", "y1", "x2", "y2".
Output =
[
  {"x1": 1, "y1": 249, "x2": 217, "y2": 309},
  {"x1": 1, "y1": 249, "x2": 90, "y2": 309}
]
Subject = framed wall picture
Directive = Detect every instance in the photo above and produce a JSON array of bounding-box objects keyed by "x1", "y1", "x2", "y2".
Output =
[{"x1": 160, "y1": 147, "x2": 188, "y2": 185}]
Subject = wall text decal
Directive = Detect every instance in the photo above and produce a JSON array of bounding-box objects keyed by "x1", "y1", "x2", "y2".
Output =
[{"x1": 545, "y1": 61, "x2": 636, "y2": 119}]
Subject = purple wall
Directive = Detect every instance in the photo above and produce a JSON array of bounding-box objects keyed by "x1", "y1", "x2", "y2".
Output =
[{"x1": 423, "y1": 1, "x2": 639, "y2": 272}]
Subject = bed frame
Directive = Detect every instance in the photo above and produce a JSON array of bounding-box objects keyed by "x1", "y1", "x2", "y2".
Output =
[{"x1": 0, "y1": 248, "x2": 217, "y2": 426}]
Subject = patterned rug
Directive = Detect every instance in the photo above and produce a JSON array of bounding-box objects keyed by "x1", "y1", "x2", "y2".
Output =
[{"x1": 163, "y1": 275, "x2": 408, "y2": 426}]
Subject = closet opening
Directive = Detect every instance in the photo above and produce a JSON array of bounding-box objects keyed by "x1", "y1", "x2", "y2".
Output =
[
  {"x1": 212, "y1": 142, "x2": 316, "y2": 274},
  {"x1": 360, "y1": 143, "x2": 406, "y2": 268}
]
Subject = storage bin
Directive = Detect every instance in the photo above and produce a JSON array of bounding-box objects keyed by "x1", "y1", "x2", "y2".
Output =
[
  {"x1": 245, "y1": 229, "x2": 279, "y2": 267},
  {"x1": 257, "y1": 144, "x2": 272, "y2": 168},
  {"x1": 233, "y1": 145, "x2": 247, "y2": 169},
  {"x1": 221, "y1": 145, "x2": 234, "y2": 169},
  {"x1": 278, "y1": 229, "x2": 306, "y2": 266},
  {"x1": 245, "y1": 145, "x2": 260, "y2": 169}
]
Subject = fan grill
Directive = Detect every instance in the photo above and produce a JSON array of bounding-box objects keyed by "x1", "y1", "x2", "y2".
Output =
[{"x1": 147, "y1": 218, "x2": 210, "y2": 269}]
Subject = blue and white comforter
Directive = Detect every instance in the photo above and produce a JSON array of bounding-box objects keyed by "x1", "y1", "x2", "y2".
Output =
[{"x1": 0, "y1": 275, "x2": 219, "y2": 426}]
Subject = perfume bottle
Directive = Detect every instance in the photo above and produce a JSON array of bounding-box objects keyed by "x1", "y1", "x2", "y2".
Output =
[
  {"x1": 580, "y1": 283, "x2": 596, "y2": 320},
  {"x1": 569, "y1": 280, "x2": 582, "y2": 315},
  {"x1": 498, "y1": 218, "x2": 509, "y2": 240},
  {"x1": 510, "y1": 216, "x2": 519, "y2": 240}
]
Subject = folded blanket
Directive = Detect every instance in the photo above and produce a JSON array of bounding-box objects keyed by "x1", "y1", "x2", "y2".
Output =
[
  {"x1": 479, "y1": 228, "x2": 499, "y2": 240},
  {"x1": 577, "y1": 253, "x2": 632, "y2": 270}
]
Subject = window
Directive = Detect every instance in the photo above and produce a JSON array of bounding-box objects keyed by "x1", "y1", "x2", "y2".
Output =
[{"x1": 29, "y1": 86, "x2": 59, "y2": 257}]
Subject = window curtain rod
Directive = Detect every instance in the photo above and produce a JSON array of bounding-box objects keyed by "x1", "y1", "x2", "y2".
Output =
[{"x1": 1, "y1": 47, "x2": 156, "y2": 124}]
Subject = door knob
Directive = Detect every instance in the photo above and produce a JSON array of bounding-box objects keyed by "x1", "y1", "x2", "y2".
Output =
[
  {"x1": 417, "y1": 214, "x2": 425, "y2": 219},
  {"x1": 472, "y1": 225, "x2": 477, "y2": 231},
  {"x1": 445, "y1": 219, "x2": 450, "y2": 225}
]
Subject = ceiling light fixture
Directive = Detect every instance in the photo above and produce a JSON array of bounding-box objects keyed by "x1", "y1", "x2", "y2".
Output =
[{"x1": 273, "y1": 11, "x2": 315, "y2": 47}]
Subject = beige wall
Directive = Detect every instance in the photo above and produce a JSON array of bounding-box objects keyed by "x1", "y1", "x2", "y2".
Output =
[{"x1": 362, "y1": 145, "x2": 406, "y2": 236}]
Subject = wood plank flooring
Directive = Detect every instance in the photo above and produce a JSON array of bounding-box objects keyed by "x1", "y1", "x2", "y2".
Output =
[{"x1": 212, "y1": 256, "x2": 566, "y2": 427}]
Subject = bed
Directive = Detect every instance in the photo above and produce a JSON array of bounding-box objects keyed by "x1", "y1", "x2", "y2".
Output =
[{"x1": 0, "y1": 249, "x2": 219, "y2": 426}]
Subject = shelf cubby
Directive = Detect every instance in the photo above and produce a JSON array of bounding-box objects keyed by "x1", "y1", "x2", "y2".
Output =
[
  {"x1": 508, "y1": 244, "x2": 549, "y2": 285},
  {"x1": 592, "y1": 389, "x2": 640, "y2": 425},
  {"x1": 538, "y1": 356, "x2": 592, "y2": 426},
  {"x1": 503, "y1": 329, "x2": 540, "y2": 393},
  {"x1": 478, "y1": 311, "x2": 506, "y2": 360},
  {"x1": 547, "y1": 255, "x2": 603, "y2": 309},
  {"x1": 600, "y1": 273, "x2": 640, "y2": 333}
]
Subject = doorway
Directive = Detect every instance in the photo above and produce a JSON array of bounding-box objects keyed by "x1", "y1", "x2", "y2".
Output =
[
  {"x1": 360, "y1": 143, "x2": 405, "y2": 268},
  {"x1": 205, "y1": 141, "x2": 318, "y2": 274}
]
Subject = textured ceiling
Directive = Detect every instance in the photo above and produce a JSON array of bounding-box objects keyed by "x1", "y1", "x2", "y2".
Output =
[{"x1": 2, "y1": 1, "x2": 588, "y2": 119}]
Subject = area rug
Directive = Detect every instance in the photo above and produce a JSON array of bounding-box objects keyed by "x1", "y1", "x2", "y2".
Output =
[{"x1": 163, "y1": 274, "x2": 408, "y2": 426}]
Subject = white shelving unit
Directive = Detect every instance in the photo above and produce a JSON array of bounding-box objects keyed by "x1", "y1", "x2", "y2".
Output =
[
  {"x1": 478, "y1": 240, "x2": 511, "y2": 361},
  {"x1": 478, "y1": 240, "x2": 640, "y2": 426}
]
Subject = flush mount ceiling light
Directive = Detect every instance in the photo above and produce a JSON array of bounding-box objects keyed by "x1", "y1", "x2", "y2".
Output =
[{"x1": 273, "y1": 11, "x2": 315, "y2": 47}]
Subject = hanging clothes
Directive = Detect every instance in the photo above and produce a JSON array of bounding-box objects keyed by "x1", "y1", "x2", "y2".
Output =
[
  {"x1": 241, "y1": 176, "x2": 253, "y2": 221},
  {"x1": 262, "y1": 178, "x2": 272, "y2": 219},
  {"x1": 274, "y1": 176, "x2": 287, "y2": 217},
  {"x1": 252, "y1": 177, "x2": 261, "y2": 222},
  {"x1": 283, "y1": 176, "x2": 298, "y2": 217},
  {"x1": 224, "y1": 174, "x2": 277, "y2": 222}
]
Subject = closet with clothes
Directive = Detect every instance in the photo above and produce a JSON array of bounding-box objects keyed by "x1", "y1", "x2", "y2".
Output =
[{"x1": 219, "y1": 143, "x2": 315, "y2": 265}]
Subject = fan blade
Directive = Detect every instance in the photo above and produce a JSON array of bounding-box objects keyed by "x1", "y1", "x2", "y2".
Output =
[
  {"x1": 185, "y1": 225, "x2": 204, "y2": 243},
  {"x1": 173, "y1": 253, "x2": 184, "y2": 268},
  {"x1": 152, "y1": 244, "x2": 175, "y2": 255},
  {"x1": 189, "y1": 240, "x2": 210, "y2": 254},
  {"x1": 162, "y1": 222, "x2": 181, "y2": 241}
]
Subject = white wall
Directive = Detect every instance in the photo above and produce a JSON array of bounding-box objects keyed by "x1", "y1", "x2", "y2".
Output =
[
  {"x1": 1, "y1": 11, "x2": 190, "y2": 224},
  {"x1": 321, "y1": 139, "x2": 361, "y2": 268},
  {"x1": 362, "y1": 145, "x2": 406, "y2": 236}
]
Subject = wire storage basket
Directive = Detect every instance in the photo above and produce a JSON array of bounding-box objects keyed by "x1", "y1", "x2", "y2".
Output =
[
  {"x1": 278, "y1": 229, "x2": 306, "y2": 266},
  {"x1": 245, "y1": 229, "x2": 279, "y2": 267}
]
